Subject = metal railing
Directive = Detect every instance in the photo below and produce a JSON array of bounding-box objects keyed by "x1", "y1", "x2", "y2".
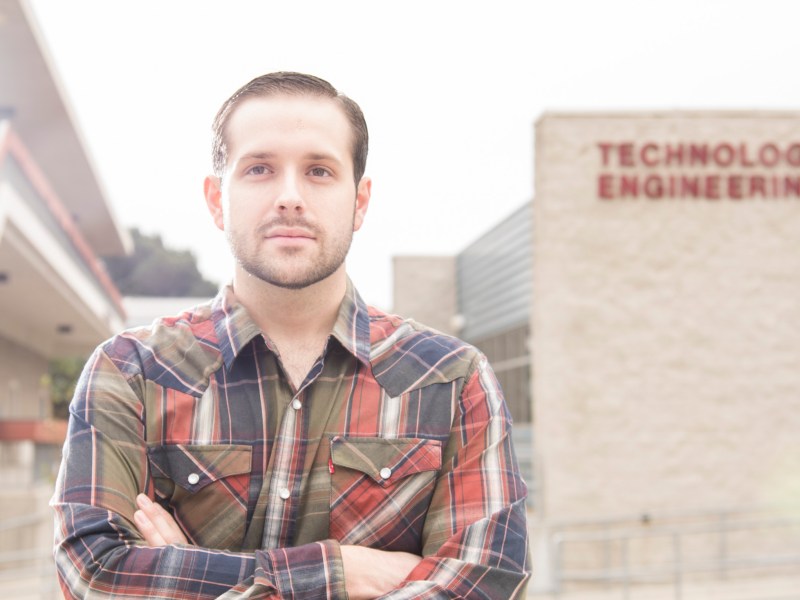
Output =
[
  {"x1": 0, "y1": 512, "x2": 57, "y2": 600},
  {"x1": 550, "y1": 508, "x2": 800, "y2": 599}
]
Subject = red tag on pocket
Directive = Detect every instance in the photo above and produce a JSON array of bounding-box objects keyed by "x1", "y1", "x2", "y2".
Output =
[{"x1": 328, "y1": 457, "x2": 335, "y2": 474}]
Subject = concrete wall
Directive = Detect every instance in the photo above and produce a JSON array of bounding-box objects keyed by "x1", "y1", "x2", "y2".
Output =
[
  {"x1": 0, "y1": 334, "x2": 49, "y2": 420},
  {"x1": 533, "y1": 113, "x2": 800, "y2": 523}
]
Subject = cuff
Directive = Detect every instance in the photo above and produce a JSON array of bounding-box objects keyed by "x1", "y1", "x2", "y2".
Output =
[{"x1": 256, "y1": 539, "x2": 346, "y2": 600}]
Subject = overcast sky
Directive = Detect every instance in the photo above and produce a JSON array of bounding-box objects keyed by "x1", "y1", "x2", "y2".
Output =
[{"x1": 28, "y1": 0, "x2": 800, "y2": 308}]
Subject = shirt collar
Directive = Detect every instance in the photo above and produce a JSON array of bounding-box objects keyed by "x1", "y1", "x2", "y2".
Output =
[
  {"x1": 211, "y1": 285, "x2": 263, "y2": 370},
  {"x1": 330, "y1": 278, "x2": 372, "y2": 368},
  {"x1": 212, "y1": 278, "x2": 372, "y2": 370}
]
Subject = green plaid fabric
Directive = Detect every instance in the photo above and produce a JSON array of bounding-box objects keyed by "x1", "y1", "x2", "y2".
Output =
[{"x1": 53, "y1": 280, "x2": 530, "y2": 598}]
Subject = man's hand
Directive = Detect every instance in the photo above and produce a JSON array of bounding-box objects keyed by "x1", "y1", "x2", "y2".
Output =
[
  {"x1": 340, "y1": 544, "x2": 422, "y2": 600},
  {"x1": 134, "y1": 494, "x2": 188, "y2": 546}
]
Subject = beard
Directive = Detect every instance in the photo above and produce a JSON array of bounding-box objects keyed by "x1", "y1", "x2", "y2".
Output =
[{"x1": 227, "y1": 215, "x2": 354, "y2": 290}]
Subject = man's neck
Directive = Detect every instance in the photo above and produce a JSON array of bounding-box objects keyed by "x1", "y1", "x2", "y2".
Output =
[{"x1": 232, "y1": 266, "x2": 347, "y2": 348}]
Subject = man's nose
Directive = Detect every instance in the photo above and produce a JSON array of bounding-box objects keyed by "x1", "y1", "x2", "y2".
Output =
[{"x1": 276, "y1": 173, "x2": 304, "y2": 212}]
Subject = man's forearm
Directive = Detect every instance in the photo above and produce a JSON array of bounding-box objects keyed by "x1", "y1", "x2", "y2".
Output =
[
  {"x1": 54, "y1": 501, "x2": 257, "y2": 599},
  {"x1": 376, "y1": 498, "x2": 531, "y2": 599},
  {"x1": 134, "y1": 495, "x2": 422, "y2": 600},
  {"x1": 54, "y1": 500, "x2": 347, "y2": 600}
]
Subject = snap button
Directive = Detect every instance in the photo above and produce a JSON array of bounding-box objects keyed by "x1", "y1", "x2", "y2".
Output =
[
  {"x1": 291, "y1": 398, "x2": 302, "y2": 410},
  {"x1": 187, "y1": 473, "x2": 200, "y2": 485},
  {"x1": 279, "y1": 487, "x2": 291, "y2": 500},
  {"x1": 379, "y1": 467, "x2": 392, "y2": 480}
]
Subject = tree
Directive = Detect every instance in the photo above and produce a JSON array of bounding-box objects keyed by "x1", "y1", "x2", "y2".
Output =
[
  {"x1": 103, "y1": 228, "x2": 218, "y2": 296},
  {"x1": 46, "y1": 357, "x2": 85, "y2": 420},
  {"x1": 49, "y1": 230, "x2": 219, "y2": 420}
]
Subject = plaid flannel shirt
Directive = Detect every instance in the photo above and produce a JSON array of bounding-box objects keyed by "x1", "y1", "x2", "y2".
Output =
[{"x1": 52, "y1": 280, "x2": 530, "y2": 599}]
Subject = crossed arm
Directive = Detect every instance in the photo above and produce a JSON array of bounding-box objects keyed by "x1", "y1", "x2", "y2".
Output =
[
  {"x1": 134, "y1": 493, "x2": 420, "y2": 599},
  {"x1": 53, "y1": 349, "x2": 529, "y2": 599}
]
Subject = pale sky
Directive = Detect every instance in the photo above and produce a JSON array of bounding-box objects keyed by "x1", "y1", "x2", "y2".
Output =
[{"x1": 28, "y1": 0, "x2": 800, "y2": 309}]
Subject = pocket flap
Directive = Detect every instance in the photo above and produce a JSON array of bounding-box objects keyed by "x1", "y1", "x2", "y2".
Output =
[
  {"x1": 330, "y1": 436, "x2": 442, "y2": 487},
  {"x1": 147, "y1": 444, "x2": 252, "y2": 493}
]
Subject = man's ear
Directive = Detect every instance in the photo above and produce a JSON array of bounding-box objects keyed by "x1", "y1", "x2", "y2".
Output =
[
  {"x1": 353, "y1": 176, "x2": 371, "y2": 232},
  {"x1": 204, "y1": 175, "x2": 225, "y2": 231}
]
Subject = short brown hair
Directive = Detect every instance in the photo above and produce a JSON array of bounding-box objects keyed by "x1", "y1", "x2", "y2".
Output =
[{"x1": 211, "y1": 72, "x2": 368, "y2": 186}]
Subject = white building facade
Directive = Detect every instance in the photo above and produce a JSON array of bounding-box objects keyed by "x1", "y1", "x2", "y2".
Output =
[{"x1": 0, "y1": 1, "x2": 129, "y2": 594}]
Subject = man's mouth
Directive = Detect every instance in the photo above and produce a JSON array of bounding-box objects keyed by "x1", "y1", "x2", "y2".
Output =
[{"x1": 265, "y1": 226, "x2": 315, "y2": 240}]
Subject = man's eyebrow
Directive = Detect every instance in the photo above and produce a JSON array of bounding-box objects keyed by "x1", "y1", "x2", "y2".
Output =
[
  {"x1": 239, "y1": 151, "x2": 275, "y2": 161},
  {"x1": 237, "y1": 151, "x2": 343, "y2": 164},
  {"x1": 305, "y1": 152, "x2": 343, "y2": 164}
]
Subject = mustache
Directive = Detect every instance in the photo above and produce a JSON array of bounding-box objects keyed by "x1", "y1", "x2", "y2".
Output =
[{"x1": 256, "y1": 217, "x2": 319, "y2": 236}]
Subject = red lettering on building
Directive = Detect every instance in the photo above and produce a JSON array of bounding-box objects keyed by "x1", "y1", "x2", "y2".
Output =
[
  {"x1": 728, "y1": 175, "x2": 743, "y2": 199},
  {"x1": 712, "y1": 144, "x2": 735, "y2": 167},
  {"x1": 787, "y1": 144, "x2": 800, "y2": 167},
  {"x1": 595, "y1": 140, "x2": 800, "y2": 200},
  {"x1": 665, "y1": 144, "x2": 685, "y2": 166},
  {"x1": 682, "y1": 176, "x2": 699, "y2": 197},
  {"x1": 597, "y1": 143, "x2": 613, "y2": 167},
  {"x1": 620, "y1": 175, "x2": 639, "y2": 197},
  {"x1": 619, "y1": 143, "x2": 635, "y2": 167},
  {"x1": 687, "y1": 145, "x2": 707, "y2": 166},
  {"x1": 705, "y1": 175, "x2": 720, "y2": 199},
  {"x1": 598, "y1": 174, "x2": 614, "y2": 199},
  {"x1": 749, "y1": 176, "x2": 766, "y2": 197},
  {"x1": 641, "y1": 143, "x2": 659, "y2": 167},
  {"x1": 759, "y1": 143, "x2": 780, "y2": 167},
  {"x1": 785, "y1": 177, "x2": 800, "y2": 196},
  {"x1": 644, "y1": 175, "x2": 663, "y2": 198}
]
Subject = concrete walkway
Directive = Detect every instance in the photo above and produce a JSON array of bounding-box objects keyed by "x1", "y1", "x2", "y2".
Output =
[{"x1": 529, "y1": 573, "x2": 800, "y2": 600}]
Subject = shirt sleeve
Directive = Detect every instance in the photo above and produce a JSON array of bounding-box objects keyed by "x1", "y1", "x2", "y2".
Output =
[
  {"x1": 52, "y1": 347, "x2": 347, "y2": 600},
  {"x1": 378, "y1": 354, "x2": 531, "y2": 599}
]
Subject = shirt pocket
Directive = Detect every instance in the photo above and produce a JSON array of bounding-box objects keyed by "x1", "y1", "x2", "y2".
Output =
[
  {"x1": 147, "y1": 444, "x2": 252, "y2": 550},
  {"x1": 329, "y1": 436, "x2": 442, "y2": 552}
]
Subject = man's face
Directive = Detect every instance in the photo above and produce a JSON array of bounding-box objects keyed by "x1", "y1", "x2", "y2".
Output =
[{"x1": 205, "y1": 94, "x2": 370, "y2": 290}]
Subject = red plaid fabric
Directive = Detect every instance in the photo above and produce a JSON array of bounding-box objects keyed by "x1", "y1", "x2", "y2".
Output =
[{"x1": 52, "y1": 280, "x2": 530, "y2": 598}]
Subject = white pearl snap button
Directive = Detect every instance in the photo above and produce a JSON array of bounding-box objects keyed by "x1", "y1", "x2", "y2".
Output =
[
  {"x1": 187, "y1": 473, "x2": 200, "y2": 485},
  {"x1": 279, "y1": 487, "x2": 291, "y2": 500},
  {"x1": 380, "y1": 467, "x2": 392, "y2": 480},
  {"x1": 291, "y1": 398, "x2": 302, "y2": 410}
]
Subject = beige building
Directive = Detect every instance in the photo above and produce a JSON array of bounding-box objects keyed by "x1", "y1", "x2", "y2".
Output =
[
  {"x1": 532, "y1": 112, "x2": 800, "y2": 595},
  {"x1": 395, "y1": 112, "x2": 800, "y2": 598},
  {"x1": 535, "y1": 112, "x2": 800, "y2": 515},
  {"x1": 0, "y1": 1, "x2": 129, "y2": 595}
]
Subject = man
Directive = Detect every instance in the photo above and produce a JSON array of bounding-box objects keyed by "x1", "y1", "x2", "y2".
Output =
[{"x1": 52, "y1": 72, "x2": 530, "y2": 599}]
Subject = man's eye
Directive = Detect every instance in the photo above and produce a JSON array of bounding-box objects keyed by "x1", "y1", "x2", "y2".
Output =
[
  {"x1": 309, "y1": 167, "x2": 331, "y2": 177},
  {"x1": 247, "y1": 165, "x2": 269, "y2": 175}
]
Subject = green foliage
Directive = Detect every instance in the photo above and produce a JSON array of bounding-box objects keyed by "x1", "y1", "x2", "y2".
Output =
[
  {"x1": 48, "y1": 230, "x2": 217, "y2": 419},
  {"x1": 46, "y1": 356, "x2": 86, "y2": 420},
  {"x1": 103, "y1": 228, "x2": 218, "y2": 297}
]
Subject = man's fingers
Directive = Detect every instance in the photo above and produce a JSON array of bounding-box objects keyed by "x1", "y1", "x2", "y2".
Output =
[
  {"x1": 134, "y1": 508, "x2": 167, "y2": 546},
  {"x1": 135, "y1": 494, "x2": 188, "y2": 546},
  {"x1": 340, "y1": 545, "x2": 423, "y2": 599}
]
